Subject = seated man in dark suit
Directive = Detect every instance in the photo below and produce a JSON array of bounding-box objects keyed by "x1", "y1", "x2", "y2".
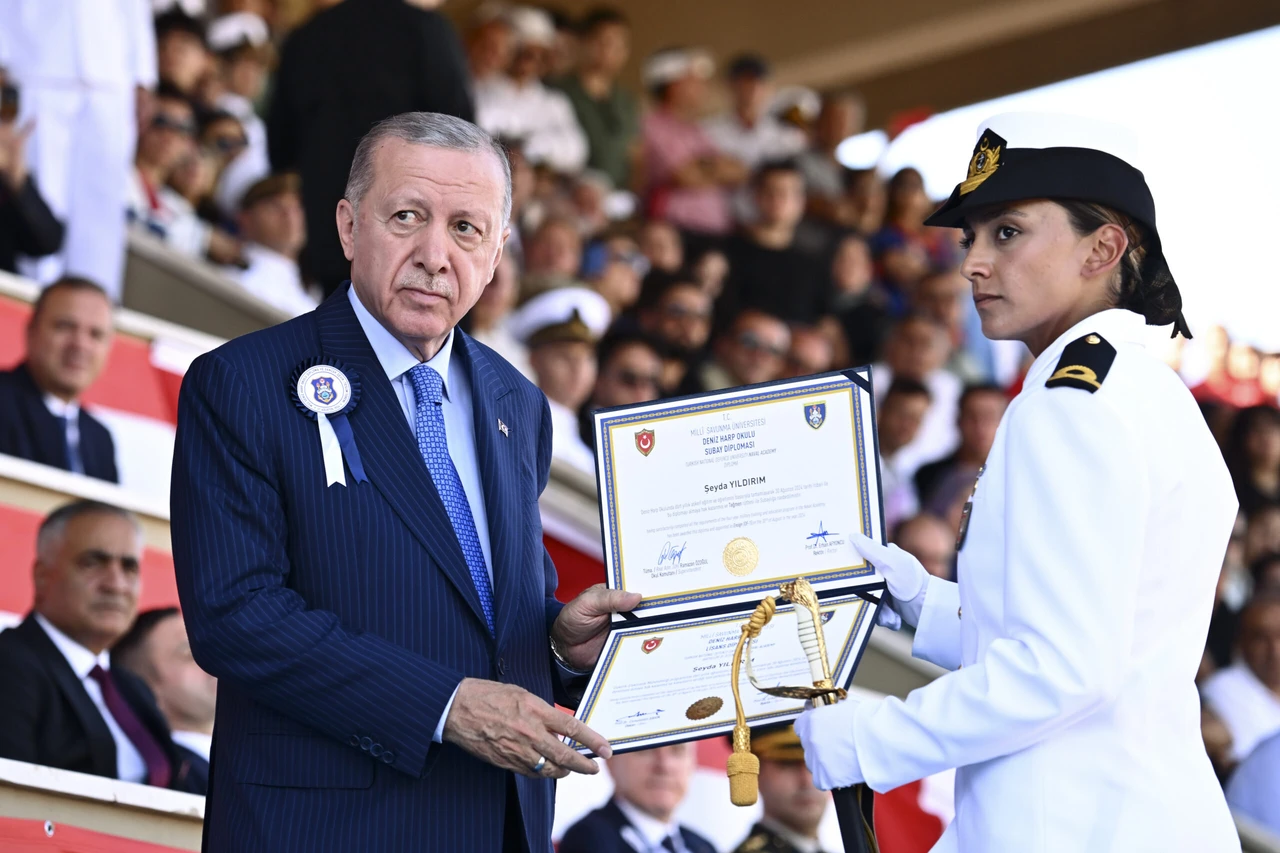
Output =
[
  {"x1": 0, "y1": 277, "x2": 118, "y2": 482},
  {"x1": 912, "y1": 382, "x2": 1006, "y2": 509},
  {"x1": 560, "y1": 742, "x2": 715, "y2": 853},
  {"x1": 0, "y1": 501, "x2": 199, "y2": 792},
  {"x1": 113, "y1": 607, "x2": 216, "y2": 795},
  {"x1": 734, "y1": 724, "x2": 832, "y2": 853}
]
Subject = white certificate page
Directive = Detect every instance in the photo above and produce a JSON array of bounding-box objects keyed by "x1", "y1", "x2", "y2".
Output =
[
  {"x1": 593, "y1": 372, "x2": 884, "y2": 619},
  {"x1": 569, "y1": 592, "x2": 875, "y2": 754}
]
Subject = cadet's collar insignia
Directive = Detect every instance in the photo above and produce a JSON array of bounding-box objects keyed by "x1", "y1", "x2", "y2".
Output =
[
  {"x1": 960, "y1": 129, "x2": 1005, "y2": 195},
  {"x1": 1046, "y1": 333, "x2": 1117, "y2": 394}
]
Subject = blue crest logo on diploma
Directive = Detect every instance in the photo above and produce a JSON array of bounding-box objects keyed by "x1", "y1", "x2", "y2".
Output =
[
  {"x1": 311, "y1": 376, "x2": 336, "y2": 407},
  {"x1": 805, "y1": 401, "x2": 826, "y2": 430}
]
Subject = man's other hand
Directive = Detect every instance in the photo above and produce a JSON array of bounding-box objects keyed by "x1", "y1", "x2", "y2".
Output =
[
  {"x1": 552, "y1": 584, "x2": 643, "y2": 671},
  {"x1": 443, "y1": 678, "x2": 612, "y2": 778}
]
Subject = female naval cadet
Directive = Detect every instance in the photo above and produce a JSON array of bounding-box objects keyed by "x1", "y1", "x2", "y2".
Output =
[{"x1": 796, "y1": 113, "x2": 1241, "y2": 852}]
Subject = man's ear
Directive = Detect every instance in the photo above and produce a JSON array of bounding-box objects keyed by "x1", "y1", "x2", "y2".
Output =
[
  {"x1": 336, "y1": 199, "x2": 357, "y2": 262},
  {"x1": 489, "y1": 226, "x2": 511, "y2": 281},
  {"x1": 1082, "y1": 222, "x2": 1127, "y2": 282}
]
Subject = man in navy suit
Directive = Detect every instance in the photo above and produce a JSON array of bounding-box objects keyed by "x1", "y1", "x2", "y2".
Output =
[
  {"x1": 560, "y1": 742, "x2": 717, "y2": 853},
  {"x1": 0, "y1": 277, "x2": 118, "y2": 482},
  {"x1": 171, "y1": 111, "x2": 639, "y2": 852}
]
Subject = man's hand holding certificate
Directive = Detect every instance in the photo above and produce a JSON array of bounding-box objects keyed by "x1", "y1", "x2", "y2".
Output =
[{"x1": 570, "y1": 369, "x2": 888, "y2": 754}]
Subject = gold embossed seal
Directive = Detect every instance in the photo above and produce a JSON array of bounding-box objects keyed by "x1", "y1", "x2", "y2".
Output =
[
  {"x1": 686, "y1": 696, "x2": 724, "y2": 720},
  {"x1": 722, "y1": 537, "x2": 759, "y2": 577}
]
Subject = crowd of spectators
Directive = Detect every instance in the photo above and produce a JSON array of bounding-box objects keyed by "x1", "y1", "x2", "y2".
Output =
[{"x1": 0, "y1": 0, "x2": 1278, "y2": 839}]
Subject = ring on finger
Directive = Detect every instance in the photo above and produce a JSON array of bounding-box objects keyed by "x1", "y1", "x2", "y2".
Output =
[{"x1": 532, "y1": 755, "x2": 547, "y2": 774}]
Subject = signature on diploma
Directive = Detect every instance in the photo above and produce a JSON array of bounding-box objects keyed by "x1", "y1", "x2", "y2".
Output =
[
  {"x1": 807, "y1": 522, "x2": 835, "y2": 544},
  {"x1": 617, "y1": 709, "x2": 664, "y2": 724},
  {"x1": 658, "y1": 541, "x2": 688, "y2": 566}
]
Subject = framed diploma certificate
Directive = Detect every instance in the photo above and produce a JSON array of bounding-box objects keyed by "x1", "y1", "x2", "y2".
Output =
[{"x1": 574, "y1": 368, "x2": 887, "y2": 754}]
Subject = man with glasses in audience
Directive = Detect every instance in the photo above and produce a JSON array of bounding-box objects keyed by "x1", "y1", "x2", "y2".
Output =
[
  {"x1": 0, "y1": 501, "x2": 198, "y2": 792},
  {"x1": 579, "y1": 330, "x2": 666, "y2": 451},
  {"x1": 0, "y1": 277, "x2": 118, "y2": 482},
  {"x1": 637, "y1": 272, "x2": 713, "y2": 392},
  {"x1": 126, "y1": 83, "x2": 241, "y2": 265},
  {"x1": 682, "y1": 309, "x2": 790, "y2": 394},
  {"x1": 783, "y1": 326, "x2": 835, "y2": 379}
]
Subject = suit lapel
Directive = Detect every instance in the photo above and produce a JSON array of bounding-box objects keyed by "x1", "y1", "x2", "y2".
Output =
[
  {"x1": 453, "y1": 334, "x2": 519, "y2": 646},
  {"x1": 314, "y1": 288, "x2": 489, "y2": 631},
  {"x1": 18, "y1": 617, "x2": 116, "y2": 778},
  {"x1": 15, "y1": 364, "x2": 69, "y2": 468}
]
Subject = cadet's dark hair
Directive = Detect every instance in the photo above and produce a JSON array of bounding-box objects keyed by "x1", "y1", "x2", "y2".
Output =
[
  {"x1": 597, "y1": 329, "x2": 668, "y2": 368},
  {"x1": 958, "y1": 382, "x2": 1006, "y2": 412},
  {"x1": 1058, "y1": 200, "x2": 1182, "y2": 331}
]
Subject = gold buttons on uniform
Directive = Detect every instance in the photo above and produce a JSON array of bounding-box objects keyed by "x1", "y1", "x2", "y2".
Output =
[{"x1": 1086, "y1": 334, "x2": 1101, "y2": 344}]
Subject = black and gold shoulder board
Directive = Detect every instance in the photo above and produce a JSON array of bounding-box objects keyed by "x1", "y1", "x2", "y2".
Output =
[{"x1": 1046, "y1": 333, "x2": 1116, "y2": 393}]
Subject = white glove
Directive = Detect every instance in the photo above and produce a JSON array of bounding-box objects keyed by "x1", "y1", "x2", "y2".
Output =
[
  {"x1": 794, "y1": 699, "x2": 863, "y2": 790},
  {"x1": 853, "y1": 532, "x2": 930, "y2": 629}
]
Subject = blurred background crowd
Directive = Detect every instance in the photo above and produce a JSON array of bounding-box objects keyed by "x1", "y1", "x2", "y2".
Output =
[{"x1": 0, "y1": 0, "x2": 1278, "y2": 847}]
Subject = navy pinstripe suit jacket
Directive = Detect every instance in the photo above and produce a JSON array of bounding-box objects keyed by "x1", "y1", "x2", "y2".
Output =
[{"x1": 171, "y1": 285, "x2": 570, "y2": 852}]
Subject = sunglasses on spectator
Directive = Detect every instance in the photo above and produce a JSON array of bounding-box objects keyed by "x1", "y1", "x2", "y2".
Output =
[
  {"x1": 609, "y1": 368, "x2": 663, "y2": 389},
  {"x1": 152, "y1": 114, "x2": 196, "y2": 136},
  {"x1": 663, "y1": 303, "x2": 711, "y2": 321},
  {"x1": 737, "y1": 332, "x2": 787, "y2": 359},
  {"x1": 609, "y1": 249, "x2": 650, "y2": 276},
  {"x1": 207, "y1": 135, "x2": 248, "y2": 154}
]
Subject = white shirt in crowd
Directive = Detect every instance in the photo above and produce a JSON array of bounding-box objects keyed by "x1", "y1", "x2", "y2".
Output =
[
  {"x1": 1201, "y1": 661, "x2": 1280, "y2": 763},
  {"x1": 872, "y1": 363, "x2": 962, "y2": 481},
  {"x1": 879, "y1": 449, "x2": 920, "y2": 535},
  {"x1": 474, "y1": 75, "x2": 588, "y2": 174},
  {"x1": 126, "y1": 169, "x2": 210, "y2": 259},
  {"x1": 470, "y1": 325, "x2": 533, "y2": 381},
  {"x1": 702, "y1": 113, "x2": 806, "y2": 170},
  {"x1": 615, "y1": 797, "x2": 690, "y2": 853},
  {"x1": 42, "y1": 393, "x2": 83, "y2": 474},
  {"x1": 33, "y1": 613, "x2": 148, "y2": 784},
  {"x1": 226, "y1": 243, "x2": 318, "y2": 318},
  {"x1": 171, "y1": 730, "x2": 213, "y2": 762},
  {"x1": 213, "y1": 91, "x2": 271, "y2": 217},
  {"x1": 547, "y1": 398, "x2": 595, "y2": 476}
]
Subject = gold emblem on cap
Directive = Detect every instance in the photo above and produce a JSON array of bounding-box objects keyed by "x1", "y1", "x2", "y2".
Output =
[
  {"x1": 960, "y1": 133, "x2": 1002, "y2": 195},
  {"x1": 1086, "y1": 334, "x2": 1102, "y2": 344},
  {"x1": 723, "y1": 537, "x2": 759, "y2": 577},
  {"x1": 686, "y1": 696, "x2": 724, "y2": 720}
]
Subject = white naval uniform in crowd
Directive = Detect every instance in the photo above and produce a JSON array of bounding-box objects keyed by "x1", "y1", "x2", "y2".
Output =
[
  {"x1": 853, "y1": 309, "x2": 1240, "y2": 851},
  {"x1": 0, "y1": 0, "x2": 157, "y2": 297}
]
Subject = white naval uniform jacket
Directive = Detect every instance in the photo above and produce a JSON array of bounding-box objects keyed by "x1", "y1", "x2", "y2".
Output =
[{"x1": 855, "y1": 309, "x2": 1240, "y2": 852}]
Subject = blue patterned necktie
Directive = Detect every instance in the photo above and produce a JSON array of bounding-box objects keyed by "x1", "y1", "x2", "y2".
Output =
[{"x1": 409, "y1": 364, "x2": 494, "y2": 631}]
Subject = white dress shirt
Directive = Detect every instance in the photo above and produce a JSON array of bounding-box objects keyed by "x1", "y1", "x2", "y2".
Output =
[
  {"x1": 42, "y1": 393, "x2": 83, "y2": 474},
  {"x1": 615, "y1": 797, "x2": 688, "y2": 853},
  {"x1": 474, "y1": 75, "x2": 589, "y2": 174},
  {"x1": 1201, "y1": 661, "x2": 1280, "y2": 762},
  {"x1": 547, "y1": 398, "x2": 596, "y2": 475},
  {"x1": 33, "y1": 613, "x2": 148, "y2": 784},
  {"x1": 348, "y1": 286, "x2": 493, "y2": 743},
  {"x1": 227, "y1": 244, "x2": 318, "y2": 318},
  {"x1": 171, "y1": 730, "x2": 213, "y2": 762}
]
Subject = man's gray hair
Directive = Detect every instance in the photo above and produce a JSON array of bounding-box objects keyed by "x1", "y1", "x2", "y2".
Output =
[
  {"x1": 344, "y1": 112, "x2": 513, "y2": 226},
  {"x1": 36, "y1": 500, "x2": 141, "y2": 563}
]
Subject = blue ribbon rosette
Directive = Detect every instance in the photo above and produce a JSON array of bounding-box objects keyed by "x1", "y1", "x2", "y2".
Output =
[{"x1": 289, "y1": 358, "x2": 367, "y2": 487}]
